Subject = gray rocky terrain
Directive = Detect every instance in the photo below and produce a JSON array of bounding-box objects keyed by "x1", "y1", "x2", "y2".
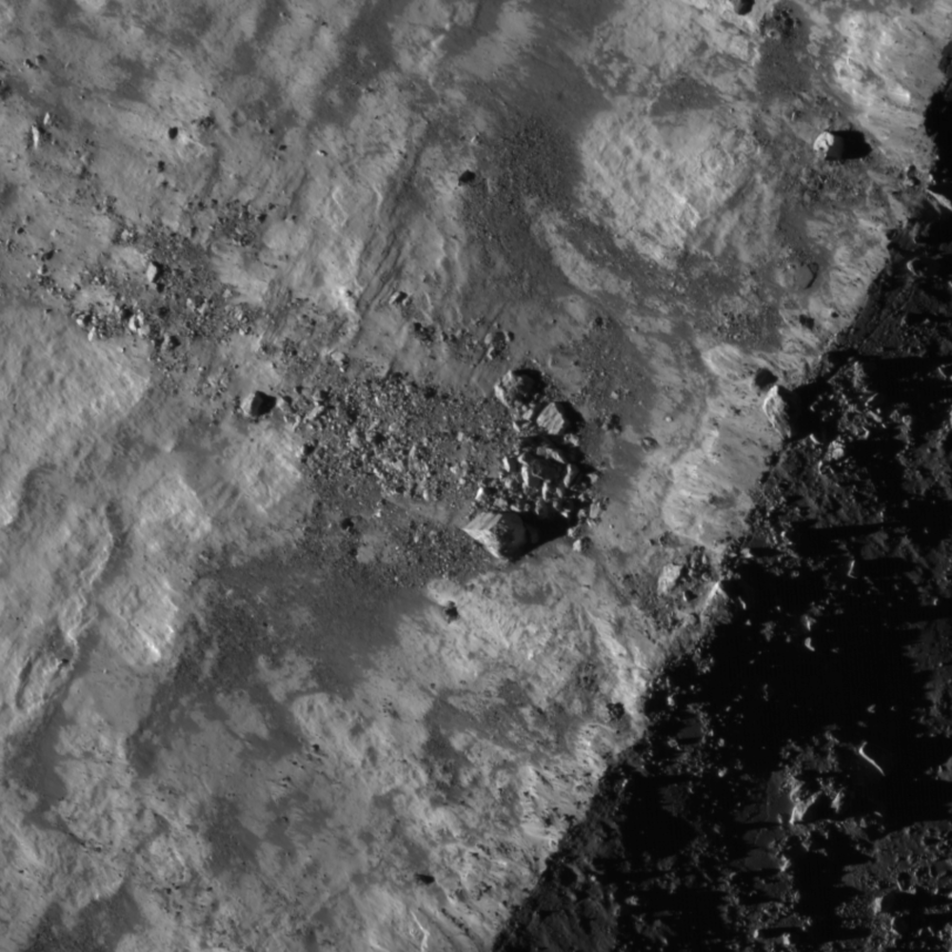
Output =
[{"x1": 0, "y1": 1, "x2": 950, "y2": 950}]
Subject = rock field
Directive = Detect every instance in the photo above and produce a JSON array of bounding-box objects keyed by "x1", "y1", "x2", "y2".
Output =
[{"x1": 0, "y1": 1, "x2": 951, "y2": 950}]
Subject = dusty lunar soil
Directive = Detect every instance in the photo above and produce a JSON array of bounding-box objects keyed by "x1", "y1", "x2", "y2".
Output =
[{"x1": 0, "y1": 1, "x2": 951, "y2": 951}]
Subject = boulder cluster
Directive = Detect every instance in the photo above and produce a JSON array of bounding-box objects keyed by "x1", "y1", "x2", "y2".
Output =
[{"x1": 463, "y1": 370, "x2": 602, "y2": 559}]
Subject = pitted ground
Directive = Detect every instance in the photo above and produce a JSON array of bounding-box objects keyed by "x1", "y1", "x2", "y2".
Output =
[{"x1": 0, "y1": 2, "x2": 950, "y2": 951}]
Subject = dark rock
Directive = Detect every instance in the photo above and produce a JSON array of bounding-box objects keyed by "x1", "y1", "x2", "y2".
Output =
[
  {"x1": 814, "y1": 129, "x2": 872, "y2": 162},
  {"x1": 602, "y1": 412, "x2": 623, "y2": 434},
  {"x1": 753, "y1": 367, "x2": 779, "y2": 392},
  {"x1": 245, "y1": 391, "x2": 278, "y2": 419},
  {"x1": 494, "y1": 369, "x2": 543, "y2": 411},
  {"x1": 760, "y1": 5, "x2": 798, "y2": 40},
  {"x1": 458, "y1": 170, "x2": 477, "y2": 185}
]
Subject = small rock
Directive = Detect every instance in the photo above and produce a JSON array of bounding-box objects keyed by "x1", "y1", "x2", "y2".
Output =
[
  {"x1": 494, "y1": 369, "x2": 541, "y2": 411},
  {"x1": 244, "y1": 391, "x2": 278, "y2": 419},
  {"x1": 537, "y1": 445, "x2": 568, "y2": 465},
  {"x1": 462, "y1": 510, "x2": 529, "y2": 560},
  {"x1": 572, "y1": 537, "x2": 592, "y2": 553},
  {"x1": 145, "y1": 261, "x2": 162, "y2": 285},
  {"x1": 657, "y1": 563, "x2": 683, "y2": 596},
  {"x1": 602, "y1": 412, "x2": 623, "y2": 434}
]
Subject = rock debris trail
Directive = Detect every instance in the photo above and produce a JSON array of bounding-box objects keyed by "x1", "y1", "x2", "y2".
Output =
[{"x1": 493, "y1": 40, "x2": 952, "y2": 952}]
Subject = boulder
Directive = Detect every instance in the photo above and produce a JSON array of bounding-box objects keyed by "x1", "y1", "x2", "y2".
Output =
[
  {"x1": 752, "y1": 367, "x2": 779, "y2": 393},
  {"x1": 657, "y1": 563, "x2": 683, "y2": 596},
  {"x1": 463, "y1": 511, "x2": 528, "y2": 560},
  {"x1": 813, "y1": 131, "x2": 845, "y2": 162},
  {"x1": 536, "y1": 401, "x2": 572, "y2": 436},
  {"x1": 762, "y1": 384, "x2": 801, "y2": 439},
  {"x1": 494, "y1": 369, "x2": 541, "y2": 411},
  {"x1": 814, "y1": 130, "x2": 871, "y2": 162}
]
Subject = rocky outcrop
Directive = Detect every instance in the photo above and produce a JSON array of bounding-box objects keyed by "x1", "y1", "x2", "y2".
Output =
[{"x1": 464, "y1": 370, "x2": 602, "y2": 559}]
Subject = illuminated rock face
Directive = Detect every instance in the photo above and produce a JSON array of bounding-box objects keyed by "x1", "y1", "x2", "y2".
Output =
[
  {"x1": 762, "y1": 384, "x2": 802, "y2": 440},
  {"x1": 0, "y1": 2, "x2": 948, "y2": 951},
  {"x1": 463, "y1": 510, "x2": 529, "y2": 560}
]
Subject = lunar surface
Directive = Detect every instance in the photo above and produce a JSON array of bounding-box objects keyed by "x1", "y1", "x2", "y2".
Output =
[{"x1": 0, "y1": 2, "x2": 949, "y2": 951}]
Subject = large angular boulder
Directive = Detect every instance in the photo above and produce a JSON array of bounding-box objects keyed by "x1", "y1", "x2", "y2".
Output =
[
  {"x1": 535, "y1": 401, "x2": 573, "y2": 436},
  {"x1": 463, "y1": 511, "x2": 528, "y2": 560},
  {"x1": 762, "y1": 384, "x2": 802, "y2": 439}
]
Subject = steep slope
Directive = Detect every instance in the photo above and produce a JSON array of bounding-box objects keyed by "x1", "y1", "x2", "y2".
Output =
[{"x1": 493, "y1": 39, "x2": 952, "y2": 952}]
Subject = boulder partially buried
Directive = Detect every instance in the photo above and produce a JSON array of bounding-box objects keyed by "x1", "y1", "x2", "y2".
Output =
[{"x1": 463, "y1": 510, "x2": 529, "y2": 560}]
